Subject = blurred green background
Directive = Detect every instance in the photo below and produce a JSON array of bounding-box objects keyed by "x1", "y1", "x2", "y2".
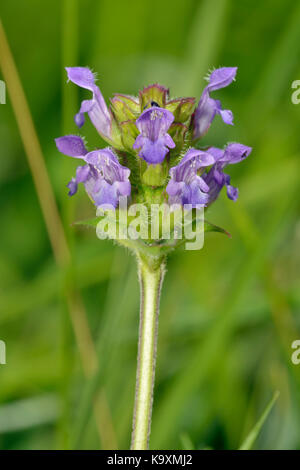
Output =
[{"x1": 0, "y1": 0, "x2": 300, "y2": 450}]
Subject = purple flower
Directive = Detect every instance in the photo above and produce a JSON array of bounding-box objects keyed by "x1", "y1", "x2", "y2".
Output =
[
  {"x1": 133, "y1": 107, "x2": 175, "y2": 164},
  {"x1": 203, "y1": 143, "x2": 252, "y2": 203},
  {"x1": 55, "y1": 135, "x2": 131, "y2": 208},
  {"x1": 57, "y1": 66, "x2": 251, "y2": 214},
  {"x1": 193, "y1": 67, "x2": 237, "y2": 140},
  {"x1": 66, "y1": 67, "x2": 113, "y2": 142},
  {"x1": 166, "y1": 148, "x2": 215, "y2": 207}
]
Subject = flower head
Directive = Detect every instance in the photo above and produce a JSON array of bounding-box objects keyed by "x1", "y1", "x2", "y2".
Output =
[
  {"x1": 57, "y1": 66, "x2": 251, "y2": 217},
  {"x1": 55, "y1": 135, "x2": 131, "y2": 208}
]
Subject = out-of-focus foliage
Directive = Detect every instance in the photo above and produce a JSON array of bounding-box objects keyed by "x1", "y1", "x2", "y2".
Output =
[{"x1": 0, "y1": 0, "x2": 299, "y2": 450}]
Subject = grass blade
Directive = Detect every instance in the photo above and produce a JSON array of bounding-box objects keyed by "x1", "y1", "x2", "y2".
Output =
[{"x1": 239, "y1": 391, "x2": 279, "y2": 450}]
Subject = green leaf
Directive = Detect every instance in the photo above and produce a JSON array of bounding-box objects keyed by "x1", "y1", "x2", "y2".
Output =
[
  {"x1": 204, "y1": 220, "x2": 231, "y2": 238},
  {"x1": 73, "y1": 217, "x2": 101, "y2": 228},
  {"x1": 239, "y1": 391, "x2": 280, "y2": 450},
  {"x1": 155, "y1": 217, "x2": 230, "y2": 249}
]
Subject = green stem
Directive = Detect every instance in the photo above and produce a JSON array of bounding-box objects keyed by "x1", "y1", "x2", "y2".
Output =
[{"x1": 131, "y1": 254, "x2": 166, "y2": 450}]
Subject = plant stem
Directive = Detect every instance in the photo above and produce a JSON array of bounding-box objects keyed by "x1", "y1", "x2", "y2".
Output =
[{"x1": 131, "y1": 254, "x2": 166, "y2": 450}]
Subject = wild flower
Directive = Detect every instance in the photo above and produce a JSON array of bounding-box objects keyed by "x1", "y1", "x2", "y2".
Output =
[{"x1": 56, "y1": 66, "x2": 252, "y2": 450}]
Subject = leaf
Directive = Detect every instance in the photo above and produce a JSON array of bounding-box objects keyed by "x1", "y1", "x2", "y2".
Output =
[
  {"x1": 239, "y1": 391, "x2": 280, "y2": 450},
  {"x1": 73, "y1": 217, "x2": 101, "y2": 228},
  {"x1": 155, "y1": 217, "x2": 231, "y2": 250},
  {"x1": 204, "y1": 220, "x2": 231, "y2": 238}
]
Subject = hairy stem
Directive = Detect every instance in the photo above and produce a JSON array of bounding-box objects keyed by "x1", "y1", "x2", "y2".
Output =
[{"x1": 131, "y1": 254, "x2": 166, "y2": 450}]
